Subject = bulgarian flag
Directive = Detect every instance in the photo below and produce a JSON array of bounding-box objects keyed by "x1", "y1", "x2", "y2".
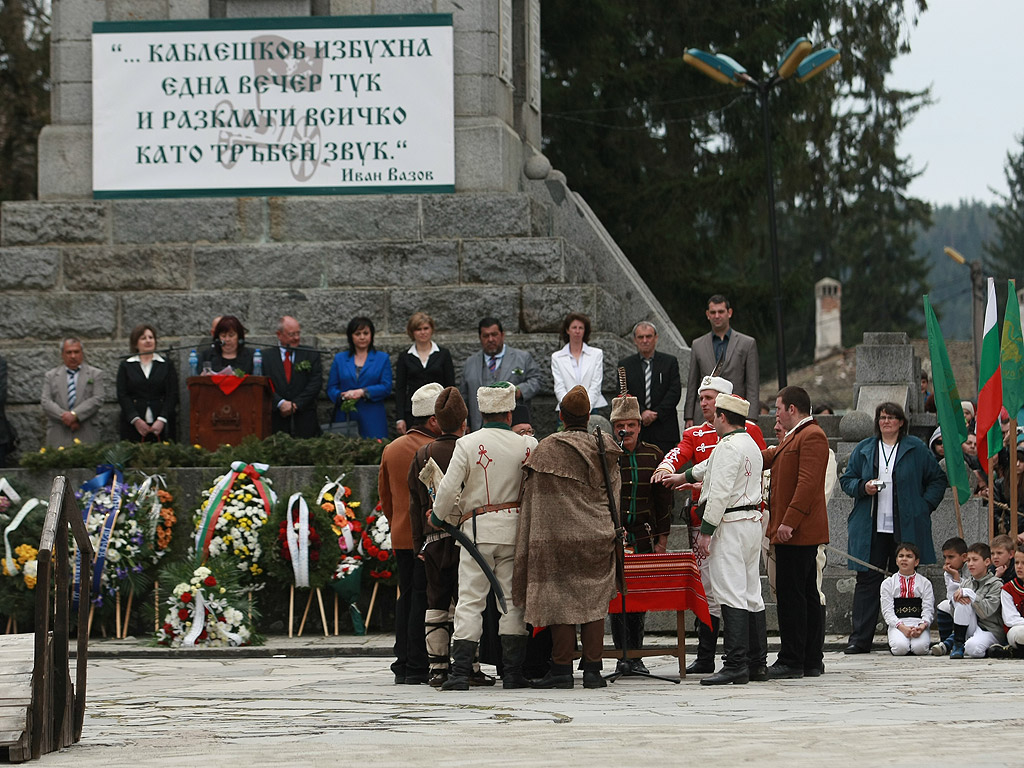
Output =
[{"x1": 977, "y1": 277, "x2": 1003, "y2": 475}]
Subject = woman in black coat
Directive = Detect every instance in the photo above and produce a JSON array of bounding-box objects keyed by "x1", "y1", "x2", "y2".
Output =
[
  {"x1": 393, "y1": 311, "x2": 455, "y2": 434},
  {"x1": 203, "y1": 315, "x2": 255, "y2": 374},
  {"x1": 117, "y1": 324, "x2": 178, "y2": 442}
]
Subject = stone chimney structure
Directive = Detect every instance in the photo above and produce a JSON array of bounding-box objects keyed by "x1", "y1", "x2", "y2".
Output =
[{"x1": 814, "y1": 277, "x2": 842, "y2": 361}]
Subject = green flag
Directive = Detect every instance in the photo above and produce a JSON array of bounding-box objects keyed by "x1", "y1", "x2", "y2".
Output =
[
  {"x1": 924, "y1": 295, "x2": 970, "y2": 504},
  {"x1": 1002, "y1": 279, "x2": 1024, "y2": 417}
]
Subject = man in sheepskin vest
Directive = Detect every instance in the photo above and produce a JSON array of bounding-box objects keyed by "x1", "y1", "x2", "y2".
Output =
[{"x1": 514, "y1": 385, "x2": 622, "y2": 689}]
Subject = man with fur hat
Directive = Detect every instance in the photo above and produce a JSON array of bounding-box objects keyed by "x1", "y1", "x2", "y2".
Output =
[
  {"x1": 408, "y1": 386, "x2": 469, "y2": 687},
  {"x1": 652, "y1": 374, "x2": 766, "y2": 674},
  {"x1": 514, "y1": 385, "x2": 622, "y2": 689},
  {"x1": 681, "y1": 393, "x2": 765, "y2": 685},
  {"x1": 432, "y1": 382, "x2": 537, "y2": 690},
  {"x1": 378, "y1": 382, "x2": 443, "y2": 684},
  {"x1": 608, "y1": 392, "x2": 672, "y2": 673}
]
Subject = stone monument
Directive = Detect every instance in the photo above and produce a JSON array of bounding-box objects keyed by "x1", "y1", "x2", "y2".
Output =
[{"x1": 1, "y1": 0, "x2": 691, "y2": 450}]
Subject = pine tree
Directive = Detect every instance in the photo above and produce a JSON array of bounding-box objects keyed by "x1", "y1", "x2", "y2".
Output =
[{"x1": 986, "y1": 134, "x2": 1024, "y2": 281}]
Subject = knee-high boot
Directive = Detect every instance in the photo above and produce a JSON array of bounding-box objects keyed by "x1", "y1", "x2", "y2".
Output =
[
  {"x1": 424, "y1": 609, "x2": 452, "y2": 686},
  {"x1": 747, "y1": 610, "x2": 768, "y2": 681},
  {"x1": 686, "y1": 613, "x2": 719, "y2": 674},
  {"x1": 441, "y1": 639, "x2": 476, "y2": 691},
  {"x1": 701, "y1": 606, "x2": 749, "y2": 686}
]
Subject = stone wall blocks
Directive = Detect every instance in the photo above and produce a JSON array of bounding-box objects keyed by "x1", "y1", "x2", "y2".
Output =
[
  {"x1": 453, "y1": 29, "x2": 499, "y2": 78},
  {"x1": 520, "y1": 285, "x2": 595, "y2": 334},
  {"x1": 373, "y1": 0, "x2": 436, "y2": 14},
  {"x1": 268, "y1": 196, "x2": 421, "y2": 242},
  {"x1": 64, "y1": 245, "x2": 192, "y2": 290},
  {"x1": 0, "y1": 293, "x2": 118, "y2": 340},
  {"x1": 120, "y1": 291, "x2": 252, "y2": 339},
  {"x1": 248, "y1": 288, "x2": 387, "y2": 337},
  {"x1": 111, "y1": 199, "x2": 253, "y2": 244},
  {"x1": 53, "y1": 0, "x2": 107, "y2": 42},
  {"x1": 52, "y1": 81, "x2": 92, "y2": 126},
  {"x1": 422, "y1": 193, "x2": 530, "y2": 238},
  {"x1": 195, "y1": 244, "x2": 327, "y2": 289},
  {"x1": 388, "y1": 286, "x2": 520, "y2": 335},
  {"x1": 105, "y1": 0, "x2": 170, "y2": 21},
  {"x1": 0, "y1": 248, "x2": 60, "y2": 289},
  {"x1": 323, "y1": 241, "x2": 459, "y2": 286},
  {"x1": 52, "y1": 41, "x2": 93, "y2": 85},
  {"x1": 562, "y1": 242, "x2": 594, "y2": 284},
  {"x1": 461, "y1": 237, "x2": 563, "y2": 284},
  {"x1": 0, "y1": 202, "x2": 108, "y2": 246}
]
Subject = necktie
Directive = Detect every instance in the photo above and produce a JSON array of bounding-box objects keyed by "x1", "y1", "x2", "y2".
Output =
[
  {"x1": 643, "y1": 358, "x2": 652, "y2": 411},
  {"x1": 284, "y1": 350, "x2": 292, "y2": 383},
  {"x1": 67, "y1": 368, "x2": 77, "y2": 409},
  {"x1": 488, "y1": 355, "x2": 497, "y2": 372}
]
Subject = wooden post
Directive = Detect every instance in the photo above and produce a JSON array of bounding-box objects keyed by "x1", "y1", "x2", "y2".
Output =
[
  {"x1": 153, "y1": 581, "x2": 160, "y2": 633},
  {"x1": 989, "y1": 467, "x2": 996, "y2": 541},
  {"x1": 953, "y1": 495, "x2": 965, "y2": 540},
  {"x1": 297, "y1": 589, "x2": 314, "y2": 636},
  {"x1": 288, "y1": 584, "x2": 295, "y2": 639},
  {"x1": 122, "y1": 589, "x2": 133, "y2": 639},
  {"x1": 114, "y1": 590, "x2": 122, "y2": 640},
  {"x1": 315, "y1": 588, "x2": 329, "y2": 638},
  {"x1": 365, "y1": 582, "x2": 380, "y2": 627},
  {"x1": 333, "y1": 593, "x2": 339, "y2": 636}
]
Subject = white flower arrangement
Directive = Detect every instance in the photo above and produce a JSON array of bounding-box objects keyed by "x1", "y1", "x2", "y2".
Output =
[{"x1": 155, "y1": 564, "x2": 254, "y2": 648}]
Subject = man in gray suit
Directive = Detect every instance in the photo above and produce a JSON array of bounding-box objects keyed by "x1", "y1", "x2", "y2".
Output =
[
  {"x1": 40, "y1": 338, "x2": 107, "y2": 447},
  {"x1": 460, "y1": 317, "x2": 541, "y2": 432},
  {"x1": 684, "y1": 295, "x2": 759, "y2": 427}
]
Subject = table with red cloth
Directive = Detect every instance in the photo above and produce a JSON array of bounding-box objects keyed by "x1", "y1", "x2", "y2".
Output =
[{"x1": 605, "y1": 551, "x2": 711, "y2": 678}]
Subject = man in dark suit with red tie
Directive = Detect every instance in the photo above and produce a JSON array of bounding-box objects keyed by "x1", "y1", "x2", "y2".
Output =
[
  {"x1": 261, "y1": 316, "x2": 322, "y2": 438},
  {"x1": 617, "y1": 321, "x2": 681, "y2": 454}
]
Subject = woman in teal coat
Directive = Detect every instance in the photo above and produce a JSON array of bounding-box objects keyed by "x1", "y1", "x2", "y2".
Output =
[{"x1": 840, "y1": 401, "x2": 947, "y2": 653}]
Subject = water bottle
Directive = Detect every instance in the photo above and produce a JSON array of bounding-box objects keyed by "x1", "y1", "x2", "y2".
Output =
[
  {"x1": 253, "y1": 348, "x2": 263, "y2": 376},
  {"x1": 188, "y1": 348, "x2": 198, "y2": 376}
]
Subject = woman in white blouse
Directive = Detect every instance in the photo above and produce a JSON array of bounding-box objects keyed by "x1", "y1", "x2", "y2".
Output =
[
  {"x1": 551, "y1": 312, "x2": 607, "y2": 414},
  {"x1": 116, "y1": 324, "x2": 178, "y2": 441}
]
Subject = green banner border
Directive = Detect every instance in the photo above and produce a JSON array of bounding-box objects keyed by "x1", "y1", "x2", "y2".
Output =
[
  {"x1": 94, "y1": 14, "x2": 453, "y2": 35},
  {"x1": 93, "y1": 183, "x2": 455, "y2": 199}
]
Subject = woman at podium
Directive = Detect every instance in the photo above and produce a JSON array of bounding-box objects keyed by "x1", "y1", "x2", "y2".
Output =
[
  {"x1": 327, "y1": 316, "x2": 393, "y2": 439},
  {"x1": 204, "y1": 316, "x2": 255, "y2": 374},
  {"x1": 116, "y1": 323, "x2": 178, "y2": 442}
]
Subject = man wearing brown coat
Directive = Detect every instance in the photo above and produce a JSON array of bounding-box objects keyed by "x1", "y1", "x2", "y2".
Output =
[
  {"x1": 378, "y1": 383, "x2": 442, "y2": 684},
  {"x1": 760, "y1": 386, "x2": 830, "y2": 679}
]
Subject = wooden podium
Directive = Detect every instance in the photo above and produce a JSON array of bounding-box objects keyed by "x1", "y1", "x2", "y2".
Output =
[{"x1": 187, "y1": 375, "x2": 273, "y2": 451}]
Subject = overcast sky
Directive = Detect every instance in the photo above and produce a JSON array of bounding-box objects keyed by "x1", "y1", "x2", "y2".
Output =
[{"x1": 889, "y1": 1, "x2": 1024, "y2": 208}]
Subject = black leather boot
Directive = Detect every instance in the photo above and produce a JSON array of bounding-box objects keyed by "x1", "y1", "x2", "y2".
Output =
[
  {"x1": 686, "y1": 613, "x2": 720, "y2": 674},
  {"x1": 500, "y1": 635, "x2": 530, "y2": 689},
  {"x1": 441, "y1": 639, "x2": 476, "y2": 691},
  {"x1": 701, "y1": 606, "x2": 749, "y2": 686},
  {"x1": 747, "y1": 610, "x2": 768, "y2": 681},
  {"x1": 530, "y1": 662, "x2": 574, "y2": 689},
  {"x1": 581, "y1": 660, "x2": 606, "y2": 689}
]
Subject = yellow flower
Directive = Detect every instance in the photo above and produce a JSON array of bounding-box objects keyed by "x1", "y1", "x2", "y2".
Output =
[
  {"x1": 193, "y1": 444, "x2": 202, "y2": 449},
  {"x1": 57, "y1": 446, "x2": 65, "y2": 451},
  {"x1": 73, "y1": 438, "x2": 82, "y2": 445},
  {"x1": 323, "y1": 492, "x2": 334, "y2": 502},
  {"x1": 1, "y1": 558, "x2": 17, "y2": 576},
  {"x1": 39, "y1": 447, "x2": 46, "y2": 454},
  {"x1": 24, "y1": 575, "x2": 37, "y2": 589},
  {"x1": 349, "y1": 501, "x2": 360, "y2": 509}
]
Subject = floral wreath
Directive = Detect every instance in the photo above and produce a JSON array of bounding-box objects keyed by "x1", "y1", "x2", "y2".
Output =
[
  {"x1": 361, "y1": 503, "x2": 397, "y2": 584},
  {"x1": 154, "y1": 560, "x2": 257, "y2": 648},
  {"x1": 1, "y1": 477, "x2": 47, "y2": 625},
  {"x1": 192, "y1": 462, "x2": 275, "y2": 584}
]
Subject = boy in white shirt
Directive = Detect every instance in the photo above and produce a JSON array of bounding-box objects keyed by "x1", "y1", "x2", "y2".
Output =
[
  {"x1": 880, "y1": 542, "x2": 934, "y2": 656},
  {"x1": 930, "y1": 537, "x2": 968, "y2": 656}
]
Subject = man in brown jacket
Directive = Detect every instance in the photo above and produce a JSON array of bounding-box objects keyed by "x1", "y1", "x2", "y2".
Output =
[
  {"x1": 760, "y1": 385, "x2": 830, "y2": 680},
  {"x1": 378, "y1": 383, "x2": 442, "y2": 684}
]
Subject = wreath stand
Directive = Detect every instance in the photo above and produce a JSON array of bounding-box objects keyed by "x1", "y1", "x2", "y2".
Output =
[
  {"x1": 288, "y1": 584, "x2": 329, "y2": 637},
  {"x1": 4, "y1": 616, "x2": 18, "y2": 634},
  {"x1": 364, "y1": 582, "x2": 399, "y2": 628}
]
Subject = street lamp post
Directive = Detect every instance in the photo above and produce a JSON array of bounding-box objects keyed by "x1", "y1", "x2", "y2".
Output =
[{"x1": 683, "y1": 40, "x2": 840, "y2": 389}]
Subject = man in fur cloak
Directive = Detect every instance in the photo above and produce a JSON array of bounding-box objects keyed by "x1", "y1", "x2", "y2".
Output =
[{"x1": 513, "y1": 385, "x2": 622, "y2": 689}]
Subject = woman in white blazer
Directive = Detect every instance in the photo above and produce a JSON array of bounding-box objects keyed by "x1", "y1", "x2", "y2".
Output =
[{"x1": 550, "y1": 312, "x2": 608, "y2": 413}]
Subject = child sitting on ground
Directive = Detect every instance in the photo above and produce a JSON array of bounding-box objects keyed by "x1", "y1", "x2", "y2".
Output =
[
  {"x1": 949, "y1": 542, "x2": 1006, "y2": 659},
  {"x1": 879, "y1": 542, "x2": 934, "y2": 656},
  {"x1": 988, "y1": 545, "x2": 1024, "y2": 658},
  {"x1": 990, "y1": 534, "x2": 1015, "y2": 584},
  {"x1": 931, "y1": 537, "x2": 968, "y2": 655}
]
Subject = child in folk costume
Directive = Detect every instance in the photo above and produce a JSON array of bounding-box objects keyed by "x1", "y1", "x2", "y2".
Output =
[
  {"x1": 931, "y1": 537, "x2": 968, "y2": 656},
  {"x1": 879, "y1": 542, "x2": 934, "y2": 656},
  {"x1": 948, "y1": 542, "x2": 1006, "y2": 659},
  {"x1": 988, "y1": 546, "x2": 1024, "y2": 658}
]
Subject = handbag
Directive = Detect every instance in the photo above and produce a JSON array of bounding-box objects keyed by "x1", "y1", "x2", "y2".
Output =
[{"x1": 321, "y1": 400, "x2": 360, "y2": 438}]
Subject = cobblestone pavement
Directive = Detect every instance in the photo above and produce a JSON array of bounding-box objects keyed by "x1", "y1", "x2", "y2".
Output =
[{"x1": 31, "y1": 643, "x2": 1022, "y2": 768}]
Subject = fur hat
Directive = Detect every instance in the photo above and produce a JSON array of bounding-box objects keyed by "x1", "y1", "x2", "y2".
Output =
[
  {"x1": 715, "y1": 392, "x2": 749, "y2": 418},
  {"x1": 477, "y1": 381, "x2": 517, "y2": 415},
  {"x1": 560, "y1": 385, "x2": 591, "y2": 424},
  {"x1": 434, "y1": 387, "x2": 468, "y2": 433},
  {"x1": 699, "y1": 375, "x2": 733, "y2": 396},
  {"x1": 411, "y1": 383, "x2": 445, "y2": 418},
  {"x1": 609, "y1": 394, "x2": 641, "y2": 424}
]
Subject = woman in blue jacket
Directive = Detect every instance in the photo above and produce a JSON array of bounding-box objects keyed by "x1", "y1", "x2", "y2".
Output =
[
  {"x1": 327, "y1": 317, "x2": 393, "y2": 439},
  {"x1": 839, "y1": 401, "x2": 947, "y2": 653}
]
